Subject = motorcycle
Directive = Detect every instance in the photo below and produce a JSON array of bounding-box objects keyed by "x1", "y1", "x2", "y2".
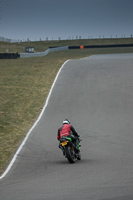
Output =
[{"x1": 59, "y1": 136, "x2": 81, "y2": 163}]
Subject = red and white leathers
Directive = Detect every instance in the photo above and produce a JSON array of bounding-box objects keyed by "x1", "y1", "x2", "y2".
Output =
[{"x1": 57, "y1": 123, "x2": 79, "y2": 141}]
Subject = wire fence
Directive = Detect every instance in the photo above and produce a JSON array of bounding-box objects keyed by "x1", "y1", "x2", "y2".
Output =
[
  {"x1": 0, "y1": 36, "x2": 19, "y2": 43},
  {"x1": 0, "y1": 35, "x2": 133, "y2": 43}
]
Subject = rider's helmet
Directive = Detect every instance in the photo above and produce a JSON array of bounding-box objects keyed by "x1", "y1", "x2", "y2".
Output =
[{"x1": 63, "y1": 119, "x2": 70, "y2": 124}]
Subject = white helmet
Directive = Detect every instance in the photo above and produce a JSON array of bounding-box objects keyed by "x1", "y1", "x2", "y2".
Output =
[{"x1": 63, "y1": 119, "x2": 70, "y2": 124}]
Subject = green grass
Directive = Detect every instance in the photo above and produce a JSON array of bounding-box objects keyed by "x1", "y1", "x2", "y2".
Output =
[{"x1": 0, "y1": 38, "x2": 133, "y2": 175}]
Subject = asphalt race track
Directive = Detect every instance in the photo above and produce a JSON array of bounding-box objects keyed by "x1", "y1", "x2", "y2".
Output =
[{"x1": 0, "y1": 53, "x2": 133, "y2": 200}]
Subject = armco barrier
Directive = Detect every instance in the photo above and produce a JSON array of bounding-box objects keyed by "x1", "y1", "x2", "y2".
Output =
[
  {"x1": 20, "y1": 46, "x2": 68, "y2": 58},
  {"x1": 0, "y1": 53, "x2": 20, "y2": 59}
]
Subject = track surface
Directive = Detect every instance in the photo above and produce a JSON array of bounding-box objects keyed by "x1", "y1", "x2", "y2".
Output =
[{"x1": 0, "y1": 54, "x2": 133, "y2": 200}]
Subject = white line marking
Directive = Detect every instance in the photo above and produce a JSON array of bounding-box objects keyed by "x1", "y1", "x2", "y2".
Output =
[{"x1": 0, "y1": 60, "x2": 69, "y2": 180}]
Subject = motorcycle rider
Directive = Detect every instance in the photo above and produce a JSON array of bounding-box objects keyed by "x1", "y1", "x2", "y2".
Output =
[{"x1": 57, "y1": 119, "x2": 80, "y2": 152}]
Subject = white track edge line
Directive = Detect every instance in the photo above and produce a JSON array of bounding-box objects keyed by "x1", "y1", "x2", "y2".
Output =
[{"x1": 0, "y1": 60, "x2": 69, "y2": 180}]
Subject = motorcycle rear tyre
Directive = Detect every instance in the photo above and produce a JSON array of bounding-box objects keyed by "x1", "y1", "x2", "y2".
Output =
[{"x1": 66, "y1": 146, "x2": 75, "y2": 163}]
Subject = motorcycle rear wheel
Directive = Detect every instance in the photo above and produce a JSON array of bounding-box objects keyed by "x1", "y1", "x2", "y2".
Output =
[{"x1": 66, "y1": 146, "x2": 75, "y2": 163}]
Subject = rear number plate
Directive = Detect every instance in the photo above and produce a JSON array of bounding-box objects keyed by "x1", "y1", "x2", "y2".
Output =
[{"x1": 61, "y1": 141, "x2": 67, "y2": 146}]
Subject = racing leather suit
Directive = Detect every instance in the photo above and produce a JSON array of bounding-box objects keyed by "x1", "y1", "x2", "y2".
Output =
[{"x1": 57, "y1": 124, "x2": 79, "y2": 150}]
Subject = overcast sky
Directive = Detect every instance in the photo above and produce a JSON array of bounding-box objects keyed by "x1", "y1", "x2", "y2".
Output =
[{"x1": 0, "y1": 0, "x2": 133, "y2": 41}]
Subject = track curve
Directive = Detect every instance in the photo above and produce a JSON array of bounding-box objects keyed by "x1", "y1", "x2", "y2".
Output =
[{"x1": 0, "y1": 54, "x2": 133, "y2": 200}]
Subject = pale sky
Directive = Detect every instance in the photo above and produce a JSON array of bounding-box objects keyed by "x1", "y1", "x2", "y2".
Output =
[{"x1": 0, "y1": 0, "x2": 133, "y2": 41}]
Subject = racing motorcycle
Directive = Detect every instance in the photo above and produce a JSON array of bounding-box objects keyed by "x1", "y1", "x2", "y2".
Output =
[{"x1": 59, "y1": 136, "x2": 81, "y2": 163}]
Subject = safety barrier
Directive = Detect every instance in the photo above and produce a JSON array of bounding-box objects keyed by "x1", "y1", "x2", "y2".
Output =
[
  {"x1": 68, "y1": 44, "x2": 133, "y2": 49},
  {"x1": 0, "y1": 53, "x2": 20, "y2": 59},
  {"x1": 1, "y1": 43, "x2": 133, "y2": 59},
  {"x1": 20, "y1": 46, "x2": 68, "y2": 58}
]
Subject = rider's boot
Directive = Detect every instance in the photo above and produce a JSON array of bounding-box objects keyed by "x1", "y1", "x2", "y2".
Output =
[{"x1": 75, "y1": 139, "x2": 80, "y2": 152}]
